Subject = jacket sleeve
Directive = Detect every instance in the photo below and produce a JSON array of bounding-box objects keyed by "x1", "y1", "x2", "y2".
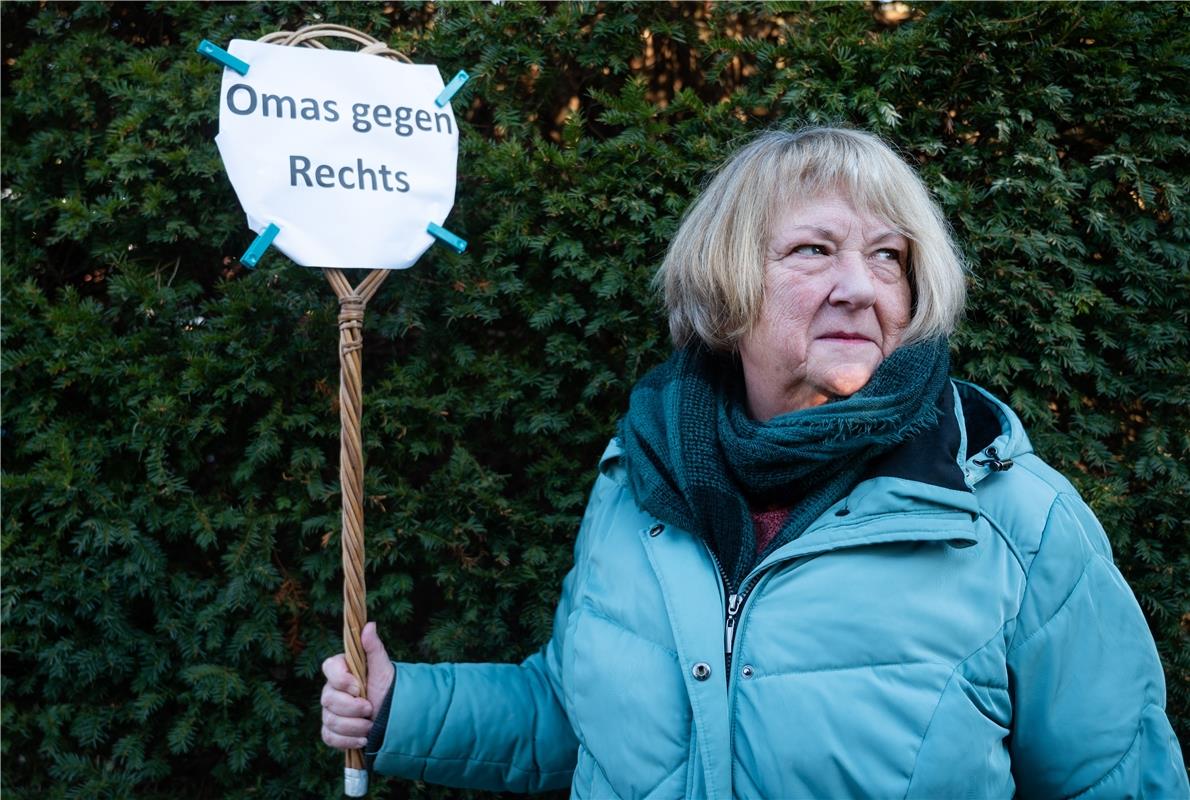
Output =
[
  {"x1": 1007, "y1": 493, "x2": 1188, "y2": 799},
  {"x1": 367, "y1": 474, "x2": 615, "y2": 792}
]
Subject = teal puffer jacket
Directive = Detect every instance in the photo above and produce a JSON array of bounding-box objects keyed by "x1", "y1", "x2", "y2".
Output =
[{"x1": 371, "y1": 382, "x2": 1188, "y2": 798}]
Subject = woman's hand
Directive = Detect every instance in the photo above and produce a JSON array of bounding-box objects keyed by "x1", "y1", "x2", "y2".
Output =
[{"x1": 320, "y1": 621, "x2": 396, "y2": 751}]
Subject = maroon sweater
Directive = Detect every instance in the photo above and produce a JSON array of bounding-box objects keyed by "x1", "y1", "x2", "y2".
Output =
[{"x1": 751, "y1": 505, "x2": 791, "y2": 556}]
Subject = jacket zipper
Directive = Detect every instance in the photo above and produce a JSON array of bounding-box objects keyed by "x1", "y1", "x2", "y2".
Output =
[
  {"x1": 705, "y1": 544, "x2": 762, "y2": 684},
  {"x1": 724, "y1": 573, "x2": 762, "y2": 682}
]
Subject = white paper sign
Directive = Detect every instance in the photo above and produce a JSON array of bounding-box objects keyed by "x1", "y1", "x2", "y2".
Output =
[{"x1": 215, "y1": 40, "x2": 458, "y2": 270}]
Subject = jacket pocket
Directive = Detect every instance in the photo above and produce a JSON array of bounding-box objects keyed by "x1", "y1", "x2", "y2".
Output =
[
  {"x1": 905, "y1": 673, "x2": 1013, "y2": 799},
  {"x1": 572, "y1": 743, "x2": 624, "y2": 799},
  {"x1": 563, "y1": 604, "x2": 691, "y2": 800}
]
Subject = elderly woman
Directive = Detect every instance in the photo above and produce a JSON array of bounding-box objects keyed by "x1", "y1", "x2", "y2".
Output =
[{"x1": 321, "y1": 128, "x2": 1187, "y2": 798}]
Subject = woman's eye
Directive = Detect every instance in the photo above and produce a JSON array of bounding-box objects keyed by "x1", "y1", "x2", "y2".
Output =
[
  {"x1": 791, "y1": 244, "x2": 828, "y2": 256},
  {"x1": 873, "y1": 248, "x2": 902, "y2": 262}
]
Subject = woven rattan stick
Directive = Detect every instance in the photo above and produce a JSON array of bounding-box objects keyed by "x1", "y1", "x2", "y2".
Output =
[
  {"x1": 255, "y1": 25, "x2": 409, "y2": 796},
  {"x1": 326, "y1": 267, "x2": 390, "y2": 795}
]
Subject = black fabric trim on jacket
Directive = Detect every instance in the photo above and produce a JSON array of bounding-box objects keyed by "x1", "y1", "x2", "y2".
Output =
[
  {"x1": 860, "y1": 383, "x2": 970, "y2": 494},
  {"x1": 960, "y1": 389, "x2": 1003, "y2": 460},
  {"x1": 363, "y1": 675, "x2": 396, "y2": 772}
]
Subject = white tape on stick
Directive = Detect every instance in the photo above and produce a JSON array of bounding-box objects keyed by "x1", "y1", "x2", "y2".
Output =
[{"x1": 344, "y1": 767, "x2": 368, "y2": 797}]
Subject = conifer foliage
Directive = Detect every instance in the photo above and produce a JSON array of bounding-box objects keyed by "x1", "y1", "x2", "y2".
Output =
[{"x1": 2, "y1": 3, "x2": 1187, "y2": 797}]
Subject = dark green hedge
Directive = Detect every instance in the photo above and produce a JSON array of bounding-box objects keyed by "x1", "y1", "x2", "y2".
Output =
[{"x1": 2, "y1": 2, "x2": 1187, "y2": 797}]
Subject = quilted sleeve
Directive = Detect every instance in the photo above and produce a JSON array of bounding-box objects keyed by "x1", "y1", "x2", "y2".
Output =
[
  {"x1": 367, "y1": 473, "x2": 615, "y2": 792},
  {"x1": 1007, "y1": 494, "x2": 1188, "y2": 799}
]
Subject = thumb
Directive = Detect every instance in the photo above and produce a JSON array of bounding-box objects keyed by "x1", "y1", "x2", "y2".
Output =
[
  {"x1": 361, "y1": 622, "x2": 394, "y2": 699},
  {"x1": 361, "y1": 621, "x2": 388, "y2": 659}
]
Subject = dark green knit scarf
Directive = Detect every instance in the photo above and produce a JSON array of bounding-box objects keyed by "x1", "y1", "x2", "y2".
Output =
[{"x1": 619, "y1": 337, "x2": 951, "y2": 591}]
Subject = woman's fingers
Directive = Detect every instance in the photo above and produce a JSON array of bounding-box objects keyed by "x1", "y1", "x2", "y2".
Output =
[
  {"x1": 321, "y1": 653, "x2": 359, "y2": 693},
  {"x1": 321, "y1": 724, "x2": 369, "y2": 751},
  {"x1": 320, "y1": 685, "x2": 373, "y2": 751},
  {"x1": 321, "y1": 681, "x2": 373, "y2": 719},
  {"x1": 322, "y1": 706, "x2": 374, "y2": 737},
  {"x1": 320, "y1": 648, "x2": 385, "y2": 753},
  {"x1": 319, "y1": 693, "x2": 372, "y2": 751}
]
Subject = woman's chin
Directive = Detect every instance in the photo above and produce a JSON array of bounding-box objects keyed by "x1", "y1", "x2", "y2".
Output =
[{"x1": 821, "y1": 365, "x2": 877, "y2": 399}]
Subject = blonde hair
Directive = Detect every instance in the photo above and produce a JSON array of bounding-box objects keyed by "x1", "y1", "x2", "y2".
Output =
[{"x1": 659, "y1": 127, "x2": 967, "y2": 350}]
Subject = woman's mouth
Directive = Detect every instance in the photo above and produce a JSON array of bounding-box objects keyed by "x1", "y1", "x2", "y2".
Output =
[{"x1": 819, "y1": 331, "x2": 873, "y2": 342}]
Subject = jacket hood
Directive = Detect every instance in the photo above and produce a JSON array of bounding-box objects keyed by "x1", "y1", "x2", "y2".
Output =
[{"x1": 953, "y1": 380, "x2": 1035, "y2": 487}]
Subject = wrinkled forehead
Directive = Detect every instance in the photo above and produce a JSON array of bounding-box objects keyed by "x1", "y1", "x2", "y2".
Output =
[
  {"x1": 768, "y1": 146, "x2": 914, "y2": 236},
  {"x1": 769, "y1": 184, "x2": 908, "y2": 243}
]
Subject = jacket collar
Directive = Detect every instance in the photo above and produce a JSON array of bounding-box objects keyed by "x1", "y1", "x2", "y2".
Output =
[
  {"x1": 860, "y1": 379, "x2": 971, "y2": 493},
  {"x1": 609, "y1": 379, "x2": 1033, "y2": 563},
  {"x1": 752, "y1": 381, "x2": 1038, "y2": 565}
]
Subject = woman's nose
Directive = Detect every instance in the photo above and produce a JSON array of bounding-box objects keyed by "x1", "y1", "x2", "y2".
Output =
[{"x1": 827, "y1": 250, "x2": 877, "y2": 308}]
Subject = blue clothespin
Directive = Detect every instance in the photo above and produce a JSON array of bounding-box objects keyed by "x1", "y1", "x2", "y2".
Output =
[
  {"x1": 240, "y1": 223, "x2": 280, "y2": 268},
  {"x1": 427, "y1": 222, "x2": 467, "y2": 253},
  {"x1": 196, "y1": 39, "x2": 250, "y2": 76},
  {"x1": 435, "y1": 70, "x2": 470, "y2": 108}
]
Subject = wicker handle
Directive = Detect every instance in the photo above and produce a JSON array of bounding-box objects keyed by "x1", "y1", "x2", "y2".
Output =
[{"x1": 326, "y1": 268, "x2": 389, "y2": 796}]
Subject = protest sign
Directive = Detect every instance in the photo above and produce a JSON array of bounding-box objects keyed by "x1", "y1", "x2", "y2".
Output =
[
  {"x1": 203, "y1": 25, "x2": 470, "y2": 796},
  {"x1": 215, "y1": 39, "x2": 459, "y2": 270}
]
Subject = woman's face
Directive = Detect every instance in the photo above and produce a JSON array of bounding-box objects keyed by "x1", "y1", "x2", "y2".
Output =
[{"x1": 738, "y1": 190, "x2": 912, "y2": 420}]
